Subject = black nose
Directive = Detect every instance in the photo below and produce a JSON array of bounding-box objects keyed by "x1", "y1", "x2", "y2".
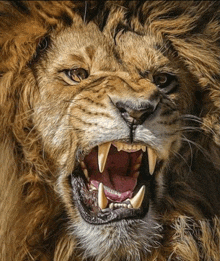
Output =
[{"x1": 115, "y1": 100, "x2": 158, "y2": 125}]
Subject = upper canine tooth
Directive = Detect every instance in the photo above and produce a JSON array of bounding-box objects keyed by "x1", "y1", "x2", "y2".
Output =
[
  {"x1": 130, "y1": 185, "x2": 146, "y2": 209},
  {"x1": 98, "y1": 183, "x2": 108, "y2": 209},
  {"x1": 147, "y1": 147, "x2": 157, "y2": 175},
  {"x1": 98, "y1": 142, "x2": 111, "y2": 173}
]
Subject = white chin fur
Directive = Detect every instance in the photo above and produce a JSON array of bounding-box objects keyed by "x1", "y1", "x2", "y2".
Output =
[{"x1": 71, "y1": 207, "x2": 162, "y2": 261}]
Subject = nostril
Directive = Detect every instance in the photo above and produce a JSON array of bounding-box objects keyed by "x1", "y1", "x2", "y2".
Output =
[
  {"x1": 114, "y1": 100, "x2": 157, "y2": 126},
  {"x1": 118, "y1": 107, "x2": 127, "y2": 114}
]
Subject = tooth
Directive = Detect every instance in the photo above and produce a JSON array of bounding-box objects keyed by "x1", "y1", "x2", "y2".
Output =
[
  {"x1": 80, "y1": 161, "x2": 86, "y2": 169},
  {"x1": 109, "y1": 203, "x2": 114, "y2": 209},
  {"x1": 142, "y1": 146, "x2": 146, "y2": 152},
  {"x1": 130, "y1": 185, "x2": 145, "y2": 209},
  {"x1": 98, "y1": 183, "x2": 108, "y2": 210},
  {"x1": 98, "y1": 142, "x2": 111, "y2": 173},
  {"x1": 83, "y1": 169, "x2": 89, "y2": 180},
  {"x1": 115, "y1": 142, "x2": 123, "y2": 151},
  {"x1": 147, "y1": 147, "x2": 157, "y2": 175},
  {"x1": 89, "y1": 184, "x2": 97, "y2": 191},
  {"x1": 117, "y1": 142, "x2": 122, "y2": 151}
]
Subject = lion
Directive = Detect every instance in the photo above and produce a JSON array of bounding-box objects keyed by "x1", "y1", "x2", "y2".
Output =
[{"x1": 0, "y1": 1, "x2": 220, "y2": 261}]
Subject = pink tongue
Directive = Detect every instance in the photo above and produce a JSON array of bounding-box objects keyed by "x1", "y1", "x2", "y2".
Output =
[
  {"x1": 84, "y1": 146, "x2": 140, "y2": 202},
  {"x1": 90, "y1": 173, "x2": 136, "y2": 202}
]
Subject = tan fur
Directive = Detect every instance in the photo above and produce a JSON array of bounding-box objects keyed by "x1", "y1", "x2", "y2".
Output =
[{"x1": 0, "y1": 1, "x2": 220, "y2": 261}]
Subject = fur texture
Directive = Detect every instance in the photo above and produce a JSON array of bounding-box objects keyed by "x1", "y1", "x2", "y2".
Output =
[{"x1": 0, "y1": 1, "x2": 220, "y2": 261}]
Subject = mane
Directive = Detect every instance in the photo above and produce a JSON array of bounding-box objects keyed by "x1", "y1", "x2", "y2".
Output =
[{"x1": 0, "y1": 1, "x2": 220, "y2": 261}]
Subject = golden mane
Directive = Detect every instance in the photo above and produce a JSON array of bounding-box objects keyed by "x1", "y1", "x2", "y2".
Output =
[{"x1": 0, "y1": 1, "x2": 220, "y2": 261}]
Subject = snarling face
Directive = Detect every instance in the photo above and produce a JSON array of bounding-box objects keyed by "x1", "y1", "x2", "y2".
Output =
[{"x1": 31, "y1": 18, "x2": 199, "y2": 260}]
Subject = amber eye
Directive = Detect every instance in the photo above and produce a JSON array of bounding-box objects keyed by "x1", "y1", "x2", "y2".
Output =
[
  {"x1": 153, "y1": 73, "x2": 178, "y2": 93},
  {"x1": 154, "y1": 73, "x2": 169, "y2": 86},
  {"x1": 66, "y1": 68, "x2": 89, "y2": 83}
]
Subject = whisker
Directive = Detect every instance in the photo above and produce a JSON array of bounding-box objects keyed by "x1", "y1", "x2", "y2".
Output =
[
  {"x1": 180, "y1": 114, "x2": 216, "y2": 136},
  {"x1": 181, "y1": 135, "x2": 193, "y2": 167},
  {"x1": 177, "y1": 127, "x2": 212, "y2": 139},
  {"x1": 84, "y1": 1, "x2": 88, "y2": 23},
  {"x1": 181, "y1": 136, "x2": 209, "y2": 159}
]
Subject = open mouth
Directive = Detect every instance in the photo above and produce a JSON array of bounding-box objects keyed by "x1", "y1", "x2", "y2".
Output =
[{"x1": 71, "y1": 142, "x2": 158, "y2": 224}]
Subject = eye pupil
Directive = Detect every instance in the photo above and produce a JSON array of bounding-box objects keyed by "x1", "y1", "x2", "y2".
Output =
[
  {"x1": 153, "y1": 73, "x2": 178, "y2": 93},
  {"x1": 155, "y1": 74, "x2": 168, "y2": 86},
  {"x1": 67, "y1": 68, "x2": 89, "y2": 83},
  {"x1": 158, "y1": 75, "x2": 167, "y2": 84}
]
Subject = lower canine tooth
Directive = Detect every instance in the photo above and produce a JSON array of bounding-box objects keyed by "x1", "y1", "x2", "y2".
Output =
[
  {"x1": 98, "y1": 183, "x2": 108, "y2": 209},
  {"x1": 130, "y1": 185, "x2": 146, "y2": 209},
  {"x1": 147, "y1": 147, "x2": 157, "y2": 175}
]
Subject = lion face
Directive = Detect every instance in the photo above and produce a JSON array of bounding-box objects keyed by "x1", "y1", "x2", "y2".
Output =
[
  {"x1": 28, "y1": 17, "x2": 202, "y2": 260},
  {"x1": 1, "y1": 1, "x2": 220, "y2": 261}
]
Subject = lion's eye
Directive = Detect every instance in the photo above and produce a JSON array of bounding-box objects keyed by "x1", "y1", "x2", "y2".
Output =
[
  {"x1": 66, "y1": 68, "x2": 89, "y2": 83},
  {"x1": 154, "y1": 73, "x2": 178, "y2": 93},
  {"x1": 154, "y1": 74, "x2": 168, "y2": 86}
]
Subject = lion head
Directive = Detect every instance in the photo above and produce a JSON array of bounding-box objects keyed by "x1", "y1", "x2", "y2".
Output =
[{"x1": 1, "y1": 1, "x2": 220, "y2": 261}]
